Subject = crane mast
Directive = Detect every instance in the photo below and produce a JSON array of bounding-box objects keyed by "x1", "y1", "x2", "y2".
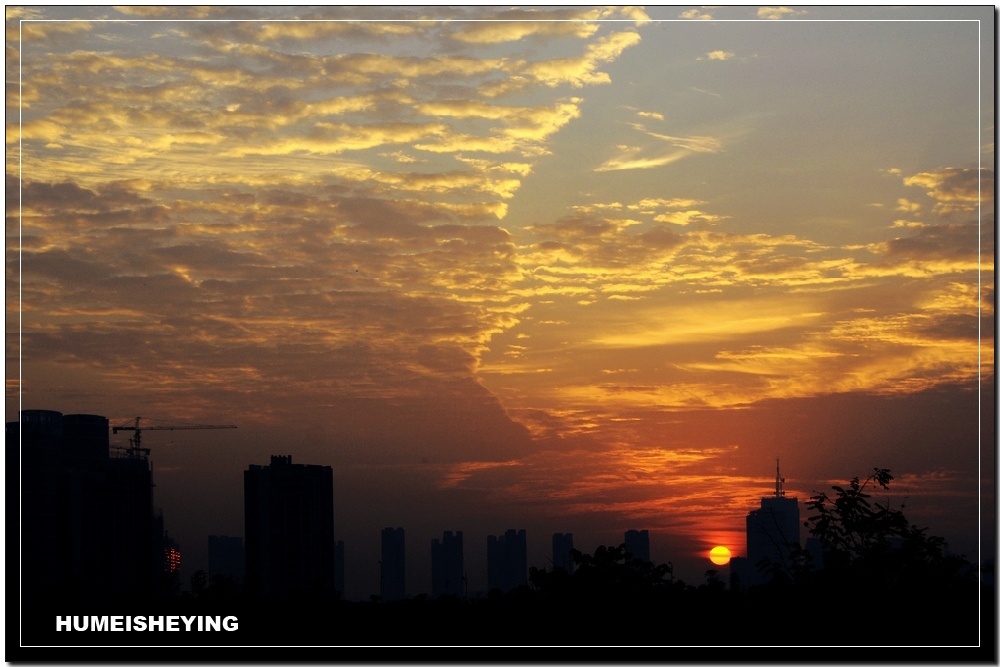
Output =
[{"x1": 113, "y1": 417, "x2": 237, "y2": 458}]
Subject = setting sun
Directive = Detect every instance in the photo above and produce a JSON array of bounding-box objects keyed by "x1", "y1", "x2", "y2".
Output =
[{"x1": 709, "y1": 546, "x2": 732, "y2": 566}]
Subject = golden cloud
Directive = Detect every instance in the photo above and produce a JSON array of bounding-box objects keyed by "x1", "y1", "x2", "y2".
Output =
[
  {"x1": 10, "y1": 20, "x2": 91, "y2": 43},
  {"x1": 449, "y1": 6, "x2": 647, "y2": 44},
  {"x1": 254, "y1": 21, "x2": 417, "y2": 41},
  {"x1": 679, "y1": 9, "x2": 713, "y2": 20},
  {"x1": 450, "y1": 20, "x2": 599, "y2": 45},
  {"x1": 904, "y1": 167, "x2": 993, "y2": 215},
  {"x1": 222, "y1": 122, "x2": 449, "y2": 157},
  {"x1": 653, "y1": 210, "x2": 727, "y2": 226},
  {"x1": 516, "y1": 30, "x2": 642, "y2": 90},
  {"x1": 595, "y1": 148, "x2": 691, "y2": 172},
  {"x1": 757, "y1": 7, "x2": 807, "y2": 19}
]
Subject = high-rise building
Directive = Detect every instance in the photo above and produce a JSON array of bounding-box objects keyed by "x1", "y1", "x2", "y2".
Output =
[
  {"x1": 552, "y1": 533, "x2": 575, "y2": 573},
  {"x1": 431, "y1": 530, "x2": 464, "y2": 598},
  {"x1": 381, "y1": 527, "x2": 405, "y2": 601},
  {"x1": 244, "y1": 455, "x2": 335, "y2": 598},
  {"x1": 733, "y1": 460, "x2": 801, "y2": 588},
  {"x1": 487, "y1": 529, "x2": 527, "y2": 592},
  {"x1": 16, "y1": 410, "x2": 156, "y2": 604},
  {"x1": 334, "y1": 540, "x2": 345, "y2": 600},
  {"x1": 208, "y1": 534, "x2": 245, "y2": 582},
  {"x1": 624, "y1": 529, "x2": 650, "y2": 563}
]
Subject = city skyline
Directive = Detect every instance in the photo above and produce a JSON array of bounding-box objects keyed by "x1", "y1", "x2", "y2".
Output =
[{"x1": 7, "y1": 5, "x2": 994, "y2": 602}]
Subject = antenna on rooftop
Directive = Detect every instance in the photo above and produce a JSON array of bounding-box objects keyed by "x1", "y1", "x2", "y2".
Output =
[{"x1": 775, "y1": 458, "x2": 785, "y2": 497}]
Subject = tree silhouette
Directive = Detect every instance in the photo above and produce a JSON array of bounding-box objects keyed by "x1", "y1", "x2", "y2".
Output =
[
  {"x1": 530, "y1": 543, "x2": 675, "y2": 604},
  {"x1": 804, "y1": 467, "x2": 970, "y2": 586},
  {"x1": 796, "y1": 466, "x2": 979, "y2": 645}
]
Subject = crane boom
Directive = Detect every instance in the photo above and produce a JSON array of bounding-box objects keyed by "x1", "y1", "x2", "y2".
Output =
[{"x1": 112, "y1": 417, "x2": 237, "y2": 458}]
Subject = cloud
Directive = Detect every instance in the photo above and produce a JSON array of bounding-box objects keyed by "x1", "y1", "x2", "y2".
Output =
[
  {"x1": 595, "y1": 127, "x2": 722, "y2": 172},
  {"x1": 629, "y1": 198, "x2": 706, "y2": 210},
  {"x1": 112, "y1": 6, "x2": 256, "y2": 19},
  {"x1": 254, "y1": 21, "x2": 417, "y2": 41},
  {"x1": 878, "y1": 223, "x2": 981, "y2": 261},
  {"x1": 653, "y1": 210, "x2": 726, "y2": 226},
  {"x1": 449, "y1": 16, "x2": 597, "y2": 45},
  {"x1": 331, "y1": 165, "x2": 522, "y2": 200},
  {"x1": 595, "y1": 147, "x2": 691, "y2": 172},
  {"x1": 640, "y1": 128, "x2": 723, "y2": 153},
  {"x1": 904, "y1": 167, "x2": 993, "y2": 215},
  {"x1": 447, "y1": 7, "x2": 648, "y2": 44},
  {"x1": 14, "y1": 167, "x2": 534, "y2": 438},
  {"x1": 221, "y1": 122, "x2": 450, "y2": 157},
  {"x1": 678, "y1": 9, "x2": 713, "y2": 20},
  {"x1": 486, "y1": 30, "x2": 642, "y2": 95},
  {"x1": 700, "y1": 51, "x2": 734, "y2": 61},
  {"x1": 11, "y1": 20, "x2": 92, "y2": 43},
  {"x1": 13, "y1": 17, "x2": 635, "y2": 192},
  {"x1": 329, "y1": 52, "x2": 507, "y2": 79},
  {"x1": 416, "y1": 98, "x2": 583, "y2": 145},
  {"x1": 757, "y1": 7, "x2": 807, "y2": 19}
]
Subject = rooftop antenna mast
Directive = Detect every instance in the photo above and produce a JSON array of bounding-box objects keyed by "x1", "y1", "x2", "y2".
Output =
[{"x1": 775, "y1": 458, "x2": 785, "y2": 497}]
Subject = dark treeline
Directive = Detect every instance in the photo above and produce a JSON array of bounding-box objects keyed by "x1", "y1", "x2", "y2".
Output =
[{"x1": 20, "y1": 470, "x2": 992, "y2": 652}]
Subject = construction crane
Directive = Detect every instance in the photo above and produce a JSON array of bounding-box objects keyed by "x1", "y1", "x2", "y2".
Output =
[{"x1": 112, "y1": 417, "x2": 237, "y2": 458}]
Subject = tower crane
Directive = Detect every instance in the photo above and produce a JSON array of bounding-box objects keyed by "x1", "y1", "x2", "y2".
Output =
[{"x1": 112, "y1": 417, "x2": 237, "y2": 458}]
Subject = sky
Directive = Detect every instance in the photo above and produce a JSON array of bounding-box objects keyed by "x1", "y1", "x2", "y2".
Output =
[{"x1": 5, "y1": 5, "x2": 994, "y2": 600}]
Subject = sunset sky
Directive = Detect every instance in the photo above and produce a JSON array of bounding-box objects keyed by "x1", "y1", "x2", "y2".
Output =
[{"x1": 6, "y1": 5, "x2": 994, "y2": 598}]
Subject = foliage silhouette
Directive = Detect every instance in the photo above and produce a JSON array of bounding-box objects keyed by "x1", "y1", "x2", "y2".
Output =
[
  {"x1": 529, "y1": 543, "x2": 676, "y2": 604},
  {"x1": 803, "y1": 467, "x2": 973, "y2": 590}
]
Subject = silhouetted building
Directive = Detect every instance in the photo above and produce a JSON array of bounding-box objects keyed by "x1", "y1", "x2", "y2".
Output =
[
  {"x1": 334, "y1": 540, "x2": 345, "y2": 599},
  {"x1": 624, "y1": 529, "x2": 650, "y2": 562},
  {"x1": 487, "y1": 529, "x2": 527, "y2": 592},
  {"x1": 208, "y1": 534, "x2": 245, "y2": 582},
  {"x1": 15, "y1": 410, "x2": 156, "y2": 603},
  {"x1": 743, "y1": 460, "x2": 801, "y2": 586},
  {"x1": 381, "y1": 527, "x2": 405, "y2": 601},
  {"x1": 62, "y1": 412, "x2": 111, "y2": 461},
  {"x1": 431, "y1": 530, "x2": 464, "y2": 598},
  {"x1": 552, "y1": 532, "x2": 575, "y2": 573},
  {"x1": 152, "y1": 512, "x2": 169, "y2": 596},
  {"x1": 244, "y1": 455, "x2": 335, "y2": 598}
]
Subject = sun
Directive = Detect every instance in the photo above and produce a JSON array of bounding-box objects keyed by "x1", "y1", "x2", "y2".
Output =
[{"x1": 709, "y1": 546, "x2": 731, "y2": 566}]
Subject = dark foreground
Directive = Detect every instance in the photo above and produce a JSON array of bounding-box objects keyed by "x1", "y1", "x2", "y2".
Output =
[{"x1": 15, "y1": 579, "x2": 993, "y2": 658}]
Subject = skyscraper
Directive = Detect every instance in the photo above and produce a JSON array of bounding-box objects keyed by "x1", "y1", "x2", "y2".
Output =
[
  {"x1": 208, "y1": 534, "x2": 245, "y2": 583},
  {"x1": 487, "y1": 529, "x2": 527, "y2": 592},
  {"x1": 334, "y1": 540, "x2": 345, "y2": 600},
  {"x1": 16, "y1": 410, "x2": 156, "y2": 604},
  {"x1": 734, "y1": 460, "x2": 801, "y2": 588},
  {"x1": 244, "y1": 455, "x2": 335, "y2": 598},
  {"x1": 552, "y1": 532, "x2": 575, "y2": 573},
  {"x1": 747, "y1": 495, "x2": 801, "y2": 575},
  {"x1": 624, "y1": 529, "x2": 650, "y2": 563},
  {"x1": 381, "y1": 527, "x2": 405, "y2": 601},
  {"x1": 431, "y1": 530, "x2": 463, "y2": 598}
]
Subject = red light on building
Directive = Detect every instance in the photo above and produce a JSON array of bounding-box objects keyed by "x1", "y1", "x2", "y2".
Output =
[{"x1": 165, "y1": 546, "x2": 181, "y2": 573}]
